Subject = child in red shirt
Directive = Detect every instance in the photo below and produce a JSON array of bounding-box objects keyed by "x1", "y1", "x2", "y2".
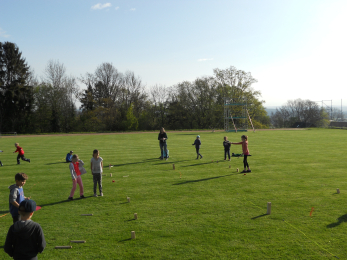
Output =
[
  {"x1": 68, "y1": 154, "x2": 86, "y2": 200},
  {"x1": 13, "y1": 143, "x2": 30, "y2": 165},
  {"x1": 231, "y1": 135, "x2": 251, "y2": 173}
]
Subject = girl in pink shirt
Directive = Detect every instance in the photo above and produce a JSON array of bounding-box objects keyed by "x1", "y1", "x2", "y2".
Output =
[
  {"x1": 231, "y1": 135, "x2": 251, "y2": 173},
  {"x1": 68, "y1": 154, "x2": 86, "y2": 200}
]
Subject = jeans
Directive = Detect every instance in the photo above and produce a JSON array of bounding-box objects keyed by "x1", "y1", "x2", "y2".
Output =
[
  {"x1": 160, "y1": 142, "x2": 168, "y2": 158},
  {"x1": 17, "y1": 154, "x2": 29, "y2": 164},
  {"x1": 93, "y1": 173, "x2": 103, "y2": 194},
  {"x1": 224, "y1": 149, "x2": 230, "y2": 159}
]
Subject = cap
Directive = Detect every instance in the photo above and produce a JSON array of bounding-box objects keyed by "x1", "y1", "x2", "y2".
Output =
[
  {"x1": 70, "y1": 151, "x2": 73, "y2": 153},
  {"x1": 19, "y1": 200, "x2": 37, "y2": 213},
  {"x1": 197, "y1": 135, "x2": 200, "y2": 138}
]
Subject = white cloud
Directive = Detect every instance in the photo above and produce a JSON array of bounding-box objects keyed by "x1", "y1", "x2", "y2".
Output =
[
  {"x1": 91, "y1": 3, "x2": 112, "y2": 10},
  {"x1": 0, "y1": 27, "x2": 10, "y2": 38},
  {"x1": 198, "y1": 58, "x2": 213, "y2": 62},
  {"x1": 115, "y1": 6, "x2": 119, "y2": 10},
  {"x1": 130, "y1": 8, "x2": 136, "y2": 11}
]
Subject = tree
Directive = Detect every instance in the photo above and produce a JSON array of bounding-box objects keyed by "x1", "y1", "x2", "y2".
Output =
[
  {"x1": 270, "y1": 99, "x2": 328, "y2": 128},
  {"x1": 0, "y1": 42, "x2": 34, "y2": 133}
]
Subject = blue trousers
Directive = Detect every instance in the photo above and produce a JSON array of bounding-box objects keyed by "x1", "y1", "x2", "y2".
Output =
[{"x1": 160, "y1": 142, "x2": 168, "y2": 158}]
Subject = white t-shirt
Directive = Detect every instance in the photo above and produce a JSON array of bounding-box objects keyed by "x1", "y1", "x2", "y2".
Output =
[{"x1": 90, "y1": 157, "x2": 103, "y2": 173}]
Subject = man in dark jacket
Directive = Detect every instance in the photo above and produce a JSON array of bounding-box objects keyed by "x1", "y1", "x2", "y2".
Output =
[
  {"x1": 4, "y1": 199, "x2": 46, "y2": 260},
  {"x1": 158, "y1": 127, "x2": 168, "y2": 160}
]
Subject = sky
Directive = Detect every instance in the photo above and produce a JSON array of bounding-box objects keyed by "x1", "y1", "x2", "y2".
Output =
[{"x1": 1, "y1": 0, "x2": 347, "y2": 107}]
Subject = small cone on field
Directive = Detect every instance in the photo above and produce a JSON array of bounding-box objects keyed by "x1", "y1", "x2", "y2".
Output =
[
  {"x1": 134, "y1": 213, "x2": 138, "y2": 220},
  {"x1": 127, "y1": 197, "x2": 130, "y2": 203},
  {"x1": 110, "y1": 173, "x2": 112, "y2": 177},
  {"x1": 337, "y1": 188, "x2": 340, "y2": 194}
]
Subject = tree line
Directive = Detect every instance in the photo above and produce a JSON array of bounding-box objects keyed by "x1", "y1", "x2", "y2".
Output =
[{"x1": 0, "y1": 41, "x2": 271, "y2": 133}]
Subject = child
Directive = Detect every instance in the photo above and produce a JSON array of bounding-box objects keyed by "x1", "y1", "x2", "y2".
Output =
[
  {"x1": 192, "y1": 135, "x2": 203, "y2": 159},
  {"x1": 4, "y1": 199, "x2": 46, "y2": 259},
  {"x1": 68, "y1": 154, "x2": 86, "y2": 200},
  {"x1": 223, "y1": 136, "x2": 231, "y2": 161},
  {"x1": 9, "y1": 173, "x2": 30, "y2": 224},
  {"x1": 13, "y1": 143, "x2": 30, "y2": 164},
  {"x1": 231, "y1": 135, "x2": 251, "y2": 173},
  {"x1": 66, "y1": 150, "x2": 73, "y2": 163},
  {"x1": 91, "y1": 149, "x2": 103, "y2": 197}
]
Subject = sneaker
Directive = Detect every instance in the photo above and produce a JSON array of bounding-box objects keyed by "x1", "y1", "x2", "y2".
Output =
[
  {"x1": 28, "y1": 159, "x2": 31, "y2": 163},
  {"x1": 224, "y1": 159, "x2": 226, "y2": 160},
  {"x1": 93, "y1": 194, "x2": 98, "y2": 197},
  {"x1": 241, "y1": 170, "x2": 247, "y2": 173},
  {"x1": 200, "y1": 156, "x2": 203, "y2": 159},
  {"x1": 247, "y1": 169, "x2": 252, "y2": 172},
  {"x1": 80, "y1": 195, "x2": 85, "y2": 199},
  {"x1": 196, "y1": 158, "x2": 199, "y2": 160},
  {"x1": 165, "y1": 158, "x2": 168, "y2": 161},
  {"x1": 68, "y1": 197, "x2": 73, "y2": 201},
  {"x1": 100, "y1": 193, "x2": 103, "y2": 197}
]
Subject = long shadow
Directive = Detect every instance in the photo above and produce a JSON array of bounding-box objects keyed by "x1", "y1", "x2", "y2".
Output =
[
  {"x1": 0, "y1": 210, "x2": 9, "y2": 214},
  {"x1": 181, "y1": 162, "x2": 214, "y2": 167},
  {"x1": 45, "y1": 162, "x2": 67, "y2": 165},
  {"x1": 118, "y1": 238, "x2": 132, "y2": 242},
  {"x1": 153, "y1": 159, "x2": 191, "y2": 166},
  {"x1": 173, "y1": 174, "x2": 232, "y2": 185},
  {"x1": 39, "y1": 196, "x2": 93, "y2": 207},
  {"x1": 0, "y1": 246, "x2": 4, "y2": 249},
  {"x1": 251, "y1": 214, "x2": 267, "y2": 220},
  {"x1": 110, "y1": 158, "x2": 159, "y2": 167},
  {"x1": 327, "y1": 214, "x2": 347, "y2": 228}
]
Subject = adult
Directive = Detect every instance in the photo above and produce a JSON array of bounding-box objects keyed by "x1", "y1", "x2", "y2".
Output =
[
  {"x1": 66, "y1": 151, "x2": 73, "y2": 163},
  {"x1": 158, "y1": 127, "x2": 168, "y2": 160}
]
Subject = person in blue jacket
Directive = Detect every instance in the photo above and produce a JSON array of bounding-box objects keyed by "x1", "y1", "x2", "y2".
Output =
[{"x1": 66, "y1": 151, "x2": 73, "y2": 162}]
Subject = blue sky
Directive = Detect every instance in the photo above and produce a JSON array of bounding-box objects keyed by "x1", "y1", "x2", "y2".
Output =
[{"x1": 1, "y1": 0, "x2": 346, "y2": 107}]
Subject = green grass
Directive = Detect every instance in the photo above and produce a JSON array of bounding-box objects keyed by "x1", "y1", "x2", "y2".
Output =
[{"x1": 0, "y1": 129, "x2": 346, "y2": 259}]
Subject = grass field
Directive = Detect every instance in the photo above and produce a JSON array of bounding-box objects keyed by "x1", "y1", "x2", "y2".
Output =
[{"x1": 0, "y1": 129, "x2": 346, "y2": 259}]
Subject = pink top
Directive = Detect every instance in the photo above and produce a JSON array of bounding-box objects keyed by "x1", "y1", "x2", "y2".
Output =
[{"x1": 232, "y1": 140, "x2": 249, "y2": 155}]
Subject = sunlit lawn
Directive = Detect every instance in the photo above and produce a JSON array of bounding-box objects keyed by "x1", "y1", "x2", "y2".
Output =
[{"x1": 0, "y1": 128, "x2": 346, "y2": 259}]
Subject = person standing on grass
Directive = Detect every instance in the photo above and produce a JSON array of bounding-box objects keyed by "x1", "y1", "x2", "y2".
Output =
[
  {"x1": 13, "y1": 143, "x2": 30, "y2": 165},
  {"x1": 158, "y1": 127, "x2": 168, "y2": 160},
  {"x1": 231, "y1": 135, "x2": 251, "y2": 173},
  {"x1": 4, "y1": 199, "x2": 46, "y2": 260},
  {"x1": 68, "y1": 154, "x2": 86, "y2": 200},
  {"x1": 223, "y1": 136, "x2": 231, "y2": 161},
  {"x1": 9, "y1": 173, "x2": 31, "y2": 224},
  {"x1": 91, "y1": 149, "x2": 103, "y2": 197},
  {"x1": 192, "y1": 135, "x2": 203, "y2": 159}
]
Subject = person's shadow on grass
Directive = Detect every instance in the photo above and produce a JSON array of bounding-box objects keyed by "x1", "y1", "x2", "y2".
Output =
[
  {"x1": 327, "y1": 214, "x2": 347, "y2": 228},
  {"x1": 40, "y1": 196, "x2": 93, "y2": 207},
  {"x1": 173, "y1": 174, "x2": 233, "y2": 185}
]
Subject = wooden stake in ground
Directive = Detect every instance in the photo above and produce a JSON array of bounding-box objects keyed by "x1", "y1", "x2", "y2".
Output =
[
  {"x1": 70, "y1": 240, "x2": 86, "y2": 243},
  {"x1": 173, "y1": 164, "x2": 175, "y2": 170},
  {"x1": 237, "y1": 168, "x2": 239, "y2": 172},
  {"x1": 267, "y1": 202, "x2": 271, "y2": 215},
  {"x1": 337, "y1": 188, "x2": 340, "y2": 194},
  {"x1": 134, "y1": 213, "x2": 138, "y2": 220},
  {"x1": 131, "y1": 231, "x2": 136, "y2": 239},
  {"x1": 127, "y1": 197, "x2": 130, "y2": 203},
  {"x1": 55, "y1": 246, "x2": 72, "y2": 249},
  {"x1": 80, "y1": 214, "x2": 93, "y2": 216}
]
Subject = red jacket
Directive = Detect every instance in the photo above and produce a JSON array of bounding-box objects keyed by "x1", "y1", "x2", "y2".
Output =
[{"x1": 14, "y1": 146, "x2": 25, "y2": 156}]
